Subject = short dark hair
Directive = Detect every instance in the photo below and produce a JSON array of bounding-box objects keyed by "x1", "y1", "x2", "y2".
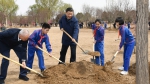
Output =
[
  {"x1": 42, "y1": 22, "x2": 50, "y2": 29},
  {"x1": 115, "y1": 17, "x2": 124, "y2": 25},
  {"x1": 66, "y1": 7, "x2": 74, "y2": 12},
  {"x1": 95, "y1": 19, "x2": 102, "y2": 24}
]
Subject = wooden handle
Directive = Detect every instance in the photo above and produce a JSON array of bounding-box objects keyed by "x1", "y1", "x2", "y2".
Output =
[
  {"x1": 62, "y1": 29, "x2": 85, "y2": 52},
  {"x1": 110, "y1": 51, "x2": 119, "y2": 62},
  {"x1": 114, "y1": 51, "x2": 119, "y2": 56},
  {"x1": 37, "y1": 47, "x2": 63, "y2": 63},
  {"x1": 0, "y1": 54, "x2": 42, "y2": 76}
]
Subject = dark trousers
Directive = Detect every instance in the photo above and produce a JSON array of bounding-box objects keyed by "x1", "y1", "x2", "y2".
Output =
[
  {"x1": 0, "y1": 42, "x2": 27, "y2": 80},
  {"x1": 59, "y1": 44, "x2": 76, "y2": 63}
]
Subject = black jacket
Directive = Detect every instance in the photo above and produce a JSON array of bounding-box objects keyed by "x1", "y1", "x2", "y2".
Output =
[
  {"x1": 59, "y1": 15, "x2": 79, "y2": 45},
  {"x1": 0, "y1": 28, "x2": 28, "y2": 59}
]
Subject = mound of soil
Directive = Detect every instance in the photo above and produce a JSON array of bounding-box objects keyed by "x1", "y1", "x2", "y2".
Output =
[
  {"x1": 129, "y1": 63, "x2": 136, "y2": 75},
  {"x1": 129, "y1": 62, "x2": 150, "y2": 75},
  {"x1": 36, "y1": 60, "x2": 128, "y2": 84}
]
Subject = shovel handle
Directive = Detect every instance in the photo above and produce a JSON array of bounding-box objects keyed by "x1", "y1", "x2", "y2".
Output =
[
  {"x1": 114, "y1": 51, "x2": 119, "y2": 56},
  {"x1": 110, "y1": 51, "x2": 119, "y2": 62},
  {"x1": 62, "y1": 29, "x2": 86, "y2": 53},
  {"x1": 37, "y1": 47, "x2": 64, "y2": 64},
  {"x1": 0, "y1": 54, "x2": 43, "y2": 76}
]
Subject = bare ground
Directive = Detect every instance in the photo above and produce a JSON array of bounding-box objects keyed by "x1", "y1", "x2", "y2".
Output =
[{"x1": 0, "y1": 27, "x2": 149, "y2": 84}]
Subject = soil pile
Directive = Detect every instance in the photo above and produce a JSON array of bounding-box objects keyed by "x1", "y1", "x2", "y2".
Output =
[
  {"x1": 36, "y1": 60, "x2": 129, "y2": 84},
  {"x1": 129, "y1": 62, "x2": 150, "y2": 84},
  {"x1": 129, "y1": 62, "x2": 150, "y2": 76}
]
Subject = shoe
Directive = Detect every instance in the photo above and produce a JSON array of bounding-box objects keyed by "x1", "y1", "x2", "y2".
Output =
[
  {"x1": 19, "y1": 75, "x2": 29, "y2": 81},
  {"x1": 118, "y1": 66, "x2": 124, "y2": 71},
  {"x1": 0, "y1": 80, "x2": 5, "y2": 84},
  {"x1": 120, "y1": 71, "x2": 128, "y2": 75}
]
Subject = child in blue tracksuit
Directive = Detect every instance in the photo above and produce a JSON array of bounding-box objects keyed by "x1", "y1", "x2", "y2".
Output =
[
  {"x1": 104, "y1": 21, "x2": 107, "y2": 29},
  {"x1": 115, "y1": 17, "x2": 135, "y2": 75},
  {"x1": 94, "y1": 19, "x2": 105, "y2": 66},
  {"x1": 92, "y1": 22, "x2": 96, "y2": 35},
  {"x1": 27, "y1": 23, "x2": 52, "y2": 72},
  {"x1": 127, "y1": 22, "x2": 130, "y2": 29}
]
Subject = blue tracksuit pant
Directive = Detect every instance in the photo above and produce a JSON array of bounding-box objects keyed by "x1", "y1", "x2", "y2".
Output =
[
  {"x1": 27, "y1": 46, "x2": 45, "y2": 70},
  {"x1": 95, "y1": 41, "x2": 104, "y2": 66},
  {"x1": 123, "y1": 41, "x2": 135, "y2": 71}
]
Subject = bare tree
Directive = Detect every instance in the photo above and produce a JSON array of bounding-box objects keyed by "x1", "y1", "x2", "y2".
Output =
[
  {"x1": 136, "y1": 0, "x2": 149, "y2": 84},
  {"x1": 95, "y1": 8, "x2": 103, "y2": 19}
]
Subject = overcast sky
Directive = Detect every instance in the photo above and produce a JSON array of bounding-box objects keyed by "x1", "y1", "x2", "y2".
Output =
[{"x1": 16, "y1": 0, "x2": 136, "y2": 15}]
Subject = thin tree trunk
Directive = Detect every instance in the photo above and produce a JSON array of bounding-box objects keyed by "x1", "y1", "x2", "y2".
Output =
[{"x1": 136, "y1": 0, "x2": 149, "y2": 84}]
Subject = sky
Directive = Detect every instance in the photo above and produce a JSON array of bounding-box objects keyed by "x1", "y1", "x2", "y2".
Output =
[
  {"x1": 16, "y1": 0, "x2": 36, "y2": 15},
  {"x1": 16, "y1": 0, "x2": 136, "y2": 15}
]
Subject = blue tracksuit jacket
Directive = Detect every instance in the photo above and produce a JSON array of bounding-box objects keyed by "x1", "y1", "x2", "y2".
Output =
[
  {"x1": 27, "y1": 29, "x2": 52, "y2": 70},
  {"x1": 92, "y1": 24, "x2": 96, "y2": 30},
  {"x1": 119, "y1": 26, "x2": 135, "y2": 49}
]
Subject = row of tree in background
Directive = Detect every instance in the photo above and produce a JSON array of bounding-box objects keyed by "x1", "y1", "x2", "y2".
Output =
[{"x1": 0, "y1": 0, "x2": 149, "y2": 28}]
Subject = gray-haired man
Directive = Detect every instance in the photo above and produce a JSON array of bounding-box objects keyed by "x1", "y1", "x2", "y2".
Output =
[{"x1": 0, "y1": 28, "x2": 30, "y2": 84}]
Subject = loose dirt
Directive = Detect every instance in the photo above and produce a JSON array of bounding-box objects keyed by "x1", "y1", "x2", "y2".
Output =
[{"x1": 36, "y1": 60, "x2": 130, "y2": 84}]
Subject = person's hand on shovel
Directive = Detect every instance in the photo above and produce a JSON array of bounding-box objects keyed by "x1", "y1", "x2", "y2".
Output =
[
  {"x1": 72, "y1": 38, "x2": 76, "y2": 42},
  {"x1": 21, "y1": 61, "x2": 26, "y2": 68},
  {"x1": 49, "y1": 52, "x2": 52, "y2": 57},
  {"x1": 118, "y1": 48, "x2": 121, "y2": 52},
  {"x1": 35, "y1": 45, "x2": 39, "y2": 49},
  {"x1": 93, "y1": 40, "x2": 96, "y2": 44},
  {"x1": 60, "y1": 28, "x2": 63, "y2": 31}
]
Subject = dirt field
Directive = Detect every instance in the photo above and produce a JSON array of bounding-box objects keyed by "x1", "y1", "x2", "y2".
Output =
[{"x1": 1, "y1": 27, "x2": 149, "y2": 84}]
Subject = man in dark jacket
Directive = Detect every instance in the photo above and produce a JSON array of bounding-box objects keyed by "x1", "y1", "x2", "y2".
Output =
[
  {"x1": 59, "y1": 7, "x2": 79, "y2": 63},
  {"x1": 0, "y1": 28, "x2": 30, "y2": 84}
]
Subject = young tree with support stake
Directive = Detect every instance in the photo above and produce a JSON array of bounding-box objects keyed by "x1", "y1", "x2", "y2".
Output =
[{"x1": 136, "y1": 0, "x2": 149, "y2": 84}]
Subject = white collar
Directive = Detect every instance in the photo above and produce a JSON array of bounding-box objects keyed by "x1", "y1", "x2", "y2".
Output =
[{"x1": 18, "y1": 34, "x2": 21, "y2": 41}]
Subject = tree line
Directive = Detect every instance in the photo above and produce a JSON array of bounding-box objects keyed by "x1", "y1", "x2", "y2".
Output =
[{"x1": 0, "y1": 0, "x2": 149, "y2": 27}]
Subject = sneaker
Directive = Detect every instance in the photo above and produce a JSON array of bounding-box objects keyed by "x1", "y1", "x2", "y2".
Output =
[
  {"x1": 19, "y1": 75, "x2": 29, "y2": 81},
  {"x1": 0, "y1": 80, "x2": 5, "y2": 84},
  {"x1": 120, "y1": 71, "x2": 128, "y2": 75},
  {"x1": 118, "y1": 66, "x2": 124, "y2": 71}
]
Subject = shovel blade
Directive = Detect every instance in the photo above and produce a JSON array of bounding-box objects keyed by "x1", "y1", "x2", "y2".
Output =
[
  {"x1": 38, "y1": 73, "x2": 45, "y2": 78},
  {"x1": 87, "y1": 51, "x2": 100, "y2": 56},
  {"x1": 90, "y1": 58, "x2": 95, "y2": 63},
  {"x1": 105, "y1": 61, "x2": 114, "y2": 66},
  {"x1": 82, "y1": 50, "x2": 100, "y2": 56}
]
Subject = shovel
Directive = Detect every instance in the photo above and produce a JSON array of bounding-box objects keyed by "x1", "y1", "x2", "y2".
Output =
[
  {"x1": 91, "y1": 42, "x2": 95, "y2": 63},
  {"x1": 115, "y1": 38, "x2": 120, "y2": 41},
  {"x1": 62, "y1": 29, "x2": 100, "y2": 56},
  {"x1": 0, "y1": 54, "x2": 44, "y2": 77},
  {"x1": 105, "y1": 51, "x2": 119, "y2": 66},
  {"x1": 37, "y1": 47, "x2": 66, "y2": 65},
  {"x1": 110, "y1": 51, "x2": 119, "y2": 62}
]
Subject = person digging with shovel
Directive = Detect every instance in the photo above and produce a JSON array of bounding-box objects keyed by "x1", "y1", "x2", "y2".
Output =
[
  {"x1": 26, "y1": 23, "x2": 52, "y2": 73},
  {"x1": 93, "y1": 19, "x2": 105, "y2": 66},
  {"x1": 59, "y1": 7, "x2": 79, "y2": 64},
  {"x1": 0, "y1": 28, "x2": 30, "y2": 84},
  {"x1": 115, "y1": 17, "x2": 135, "y2": 75}
]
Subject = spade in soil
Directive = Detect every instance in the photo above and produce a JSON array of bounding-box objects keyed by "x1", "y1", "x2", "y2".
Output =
[
  {"x1": 62, "y1": 29, "x2": 100, "y2": 56},
  {"x1": 105, "y1": 51, "x2": 119, "y2": 66}
]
